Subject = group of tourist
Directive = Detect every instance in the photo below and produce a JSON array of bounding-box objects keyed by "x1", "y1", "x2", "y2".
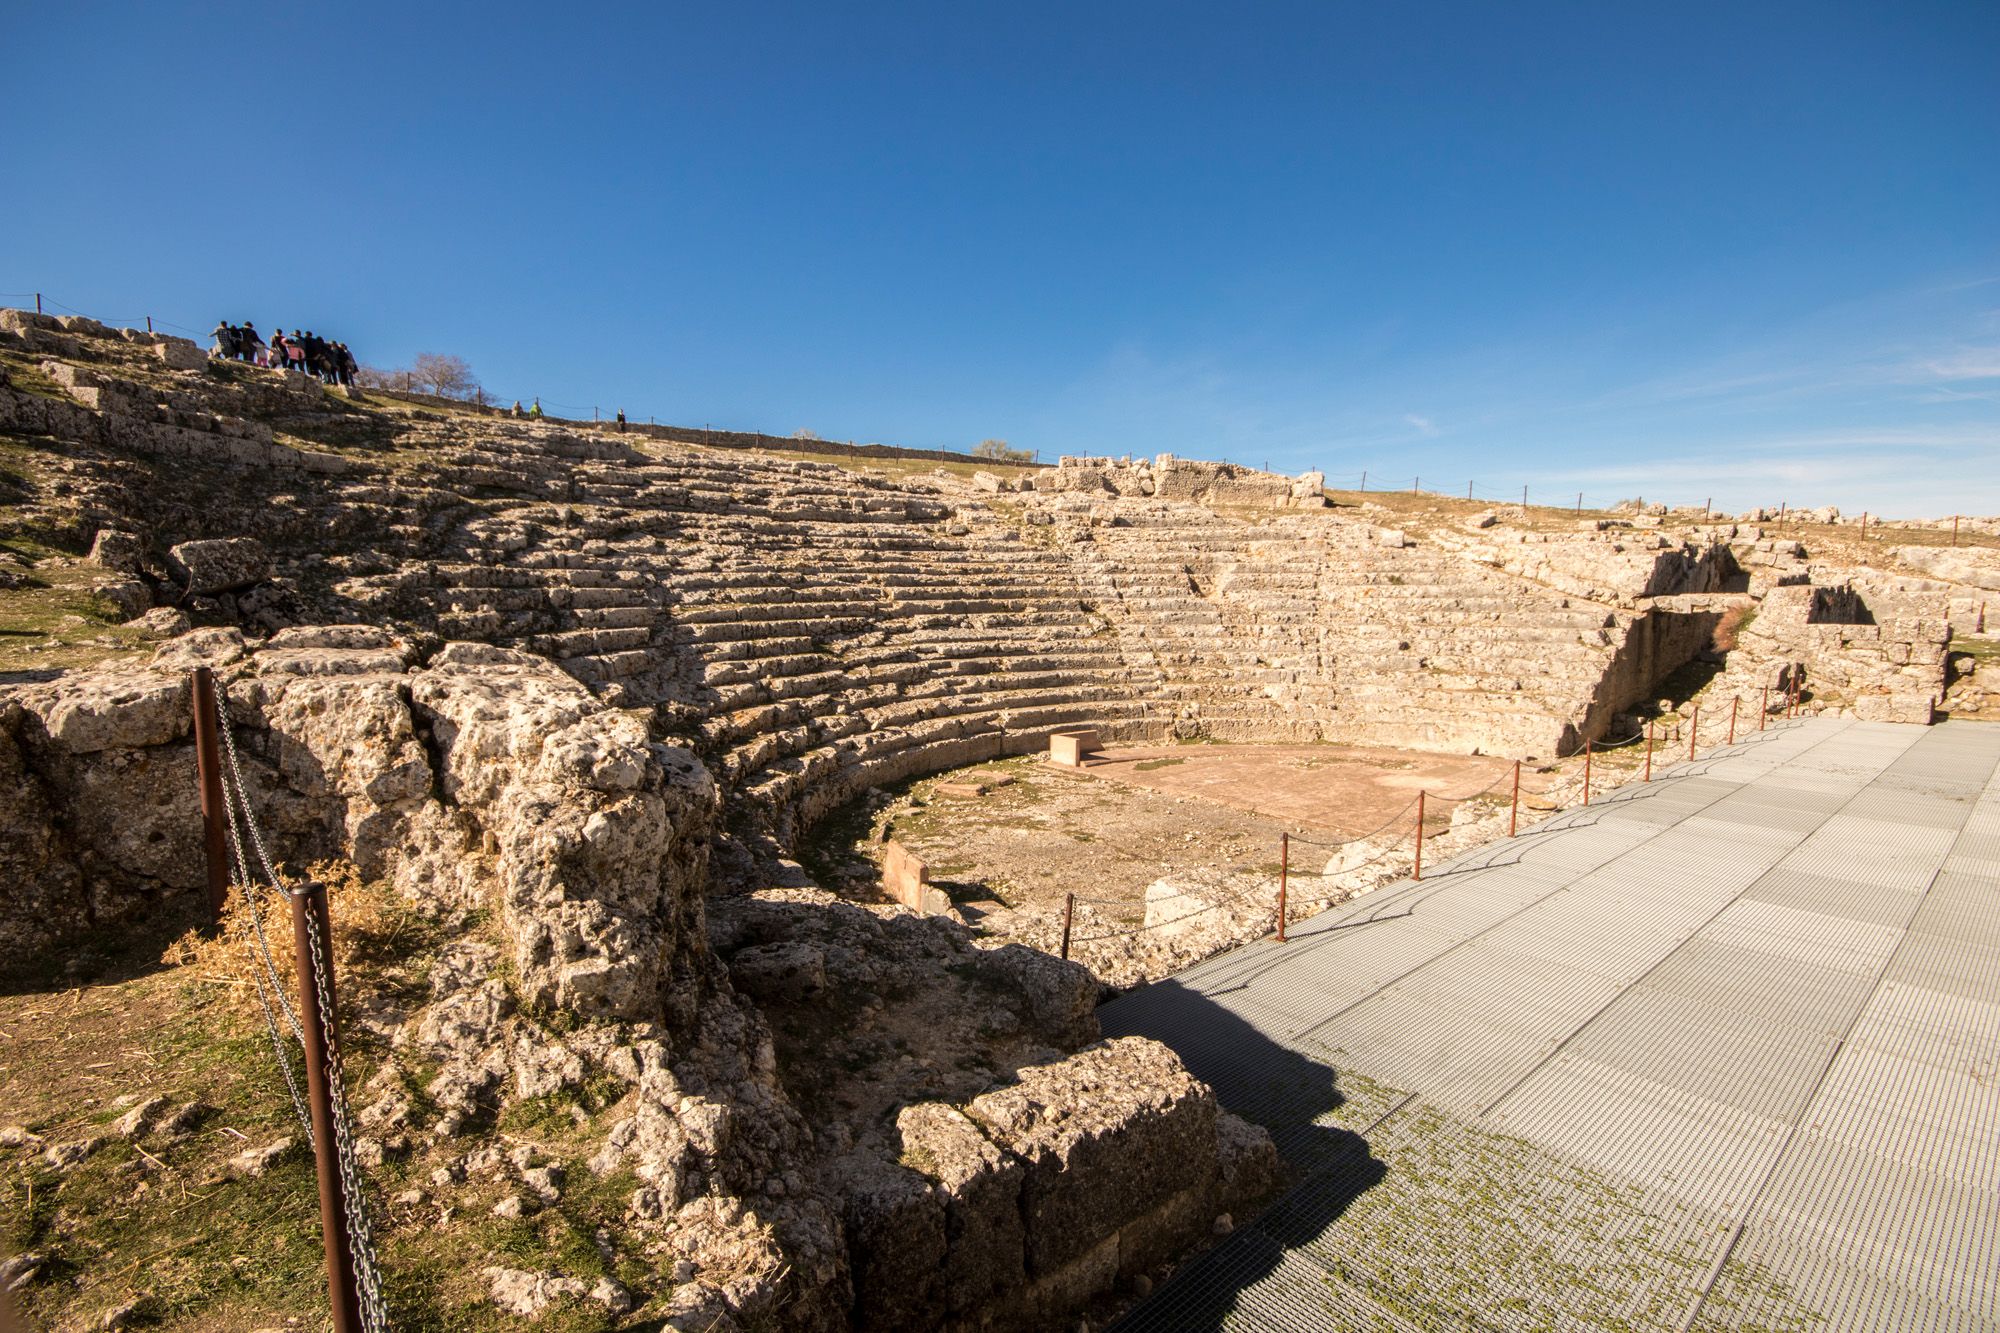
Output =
[{"x1": 210, "y1": 321, "x2": 358, "y2": 386}]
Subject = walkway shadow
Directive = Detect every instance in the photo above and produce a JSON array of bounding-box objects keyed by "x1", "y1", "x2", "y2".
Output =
[{"x1": 1098, "y1": 978, "x2": 1391, "y2": 1330}]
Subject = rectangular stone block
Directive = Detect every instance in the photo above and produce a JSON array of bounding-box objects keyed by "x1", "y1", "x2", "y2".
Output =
[
  {"x1": 882, "y1": 839, "x2": 929, "y2": 911},
  {"x1": 966, "y1": 1037, "x2": 1218, "y2": 1277},
  {"x1": 1048, "y1": 727, "x2": 1102, "y2": 767},
  {"x1": 894, "y1": 1103, "x2": 1026, "y2": 1315}
]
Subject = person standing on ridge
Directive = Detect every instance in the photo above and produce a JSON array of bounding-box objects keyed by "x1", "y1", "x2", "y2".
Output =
[
  {"x1": 211, "y1": 321, "x2": 235, "y2": 359},
  {"x1": 615, "y1": 409, "x2": 626, "y2": 432},
  {"x1": 269, "y1": 326, "x2": 290, "y2": 370},
  {"x1": 529, "y1": 399, "x2": 543, "y2": 419},
  {"x1": 238, "y1": 321, "x2": 261, "y2": 364}
]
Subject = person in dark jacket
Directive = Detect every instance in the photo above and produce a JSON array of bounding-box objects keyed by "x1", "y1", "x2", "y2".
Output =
[
  {"x1": 335, "y1": 342, "x2": 358, "y2": 387},
  {"x1": 269, "y1": 327, "x2": 290, "y2": 370},
  {"x1": 211, "y1": 321, "x2": 237, "y2": 359},
  {"x1": 615, "y1": 409, "x2": 627, "y2": 432},
  {"x1": 238, "y1": 321, "x2": 261, "y2": 364}
]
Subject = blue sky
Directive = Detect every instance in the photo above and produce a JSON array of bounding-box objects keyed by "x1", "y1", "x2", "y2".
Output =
[{"x1": 7, "y1": 2, "x2": 1997, "y2": 514}]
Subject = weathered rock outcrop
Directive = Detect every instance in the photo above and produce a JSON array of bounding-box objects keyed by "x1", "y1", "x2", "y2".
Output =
[{"x1": 2, "y1": 631, "x2": 718, "y2": 1021}]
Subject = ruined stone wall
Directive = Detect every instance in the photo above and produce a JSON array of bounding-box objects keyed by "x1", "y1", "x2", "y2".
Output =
[{"x1": 1714, "y1": 583, "x2": 1950, "y2": 723}]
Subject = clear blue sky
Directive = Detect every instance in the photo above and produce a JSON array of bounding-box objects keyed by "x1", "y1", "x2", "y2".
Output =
[{"x1": 8, "y1": 3, "x2": 1998, "y2": 515}]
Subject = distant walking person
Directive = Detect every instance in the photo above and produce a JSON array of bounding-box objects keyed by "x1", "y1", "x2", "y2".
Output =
[
  {"x1": 211, "y1": 321, "x2": 236, "y2": 359},
  {"x1": 529, "y1": 399, "x2": 543, "y2": 419},
  {"x1": 239, "y1": 321, "x2": 261, "y2": 364},
  {"x1": 510, "y1": 400, "x2": 523, "y2": 417},
  {"x1": 269, "y1": 327, "x2": 290, "y2": 370},
  {"x1": 615, "y1": 409, "x2": 626, "y2": 432},
  {"x1": 287, "y1": 330, "x2": 307, "y2": 374},
  {"x1": 335, "y1": 342, "x2": 357, "y2": 387}
]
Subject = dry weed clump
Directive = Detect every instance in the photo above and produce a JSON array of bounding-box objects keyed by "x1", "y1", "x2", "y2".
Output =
[{"x1": 158, "y1": 859, "x2": 414, "y2": 1019}]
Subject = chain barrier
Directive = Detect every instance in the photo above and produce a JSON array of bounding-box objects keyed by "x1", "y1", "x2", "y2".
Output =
[
  {"x1": 209, "y1": 679, "x2": 388, "y2": 1330},
  {"x1": 1053, "y1": 698, "x2": 1789, "y2": 948},
  {"x1": 213, "y1": 682, "x2": 313, "y2": 1140},
  {"x1": 297, "y1": 886, "x2": 391, "y2": 1332}
]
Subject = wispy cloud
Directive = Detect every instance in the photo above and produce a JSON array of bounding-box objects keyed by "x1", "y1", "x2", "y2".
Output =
[
  {"x1": 1906, "y1": 348, "x2": 2000, "y2": 382},
  {"x1": 1403, "y1": 413, "x2": 1439, "y2": 436}
]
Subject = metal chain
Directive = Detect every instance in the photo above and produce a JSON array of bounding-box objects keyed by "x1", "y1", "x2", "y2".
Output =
[
  {"x1": 210, "y1": 679, "x2": 381, "y2": 1320},
  {"x1": 298, "y1": 891, "x2": 390, "y2": 1331},
  {"x1": 212, "y1": 692, "x2": 314, "y2": 1139}
]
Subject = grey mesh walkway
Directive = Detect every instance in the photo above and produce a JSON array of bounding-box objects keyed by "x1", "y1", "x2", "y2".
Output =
[{"x1": 1102, "y1": 718, "x2": 2000, "y2": 1332}]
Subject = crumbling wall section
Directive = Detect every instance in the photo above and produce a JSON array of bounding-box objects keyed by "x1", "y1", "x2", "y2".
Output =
[{"x1": 1716, "y1": 583, "x2": 1949, "y2": 724}]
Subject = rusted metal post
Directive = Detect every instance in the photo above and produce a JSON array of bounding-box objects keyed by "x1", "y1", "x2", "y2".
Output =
[
  {"x1": 145, "y1": 315, "x2": 153, "y2": 333},
  {"x1": 1760, "y1": 683, "x2": 1769, "y2": 730},
  {"x1": 289, "y1": 881, "x2": 361, "y2": 1333},
  {"x1": 1413, "y1": 792, "x2": 1426, "y2": 881},
  {"x1": 1583, "y1": 740, "x2": 1593, "y2": 806},
  {"x1": 1060, "y1": 893, "x2": 1074, "y2": 961},
  {"x1": 1860, "y1": 512, "x2": 1868, "y2": 540},
  {"x1": 1728, "y1": 695, "x2": 1738, "y2": 745},
  {"x1": 34, "y1": 293, "x2": 41, "y2": 314},
  {"x1": 1688, "y1": 704, "x2": 1699, "y2": 759},
  {"x1": 1979, "y1": 601, "x2": 1987, "y2": 634},
  {"x1": 1644, "y1": 723, "x2": 1653, "y2": 781},
  {"x1": 1276, "y1": 833, "x2": 1289, "y2": 942},
  {"x1": 191, "y1": 667, "x2": 230, "y2": 920},
  {"x1": 1508, "y1": 761, "x2": 1520, "y2": 836},
  {"x1": 1952, "y1": 514, "x2": 1959, "y2": 545}
]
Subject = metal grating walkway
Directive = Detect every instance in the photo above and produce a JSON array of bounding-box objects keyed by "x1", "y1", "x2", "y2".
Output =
[{"x1": 1103, "y1": 718, "x2": 2000, "y2": 1332}]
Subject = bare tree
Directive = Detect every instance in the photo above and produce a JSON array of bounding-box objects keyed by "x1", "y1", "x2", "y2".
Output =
[
  {"x1": 973, "y1": 438, "x2": 1033, "y2": 463},
  {"x1": 410, "y1": 352, "x2": 480, "y2": 401},
  {"x1": 355, "y1": 364, "x2": 416, "y2": 392}
]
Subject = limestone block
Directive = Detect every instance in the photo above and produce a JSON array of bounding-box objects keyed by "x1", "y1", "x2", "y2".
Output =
[
  {"x1": 836, "y1": 1150, "x2": 948, "y2": 1328},
  {"x1": 967, "y1": 943, "x2": 1101, "y2": 1049},
  {"x1": 166, "y1": 537, "x2": 271, "y2": 595},
  {"x1": 148, "y1": 627, "x2": 248, "y2": 672},
  {"x1": 87, "y1": 529, "x2": 147, "y2": 575},
  {"x1": 966, "y1": 1037, "x2": 1217, "y2": 1277},
  {"x1": 894, "y1": 1102, "x2": 1027, "y2": 1314},
  {"x1": 882, "y1": 839, "x2": 931, "y2": 911},
  {"x1": 1215, "y1": 1109, "x2": 1279, "y2": 1210},
  {"x1": 154, "y1": 338, "x2": 207, "y2": 370},
  {"x1": 1048, "y1": 726, "x2": 1102, "y2": 766},
  {"x1": 91, "y1": 578, "x2": 151, "y2": 620},
  {"x1": 13, "y1": 670, "x2": 190, "y2": 753}
]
